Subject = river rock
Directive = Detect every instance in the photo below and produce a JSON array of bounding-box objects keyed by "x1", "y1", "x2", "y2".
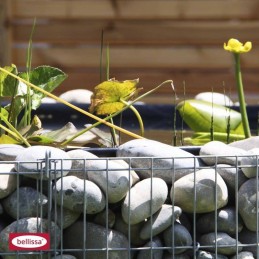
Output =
[
  {"x1": 238, "y1": 178, "x2": 259, "y2": 231},
  {"x1": 121, "y1": 177, "x2": 168, "y2": 225},
  {"x1": 0, "y1": 217, "x2": 61, "y2": 258},
  {"x1": 0, "y1": 164, "x2": 18, "y2": 199},
  {"x1": 172, "y1": 169, "x2": 228, "y2": 213},
  {"x1": 197, "y1": 250, "x2": 228, "y2": 259},
  {"x1": 200, "y1": 141, "x2": 248, "y2": 166},
  {"x1": 0, "y1": 144, "x2": 26, "y2": 161},
  {"x1": 117, "y1": 139, "x2": 199, "y2": 183},
  {"x1": 196, "y1": 207, "x2": 243, "y2": 235},
  {"x1": 52, "y1": 256, "x2": 77, "y2": 259},
  {"x1": 59, "y1": 89, "x2": 93, "y2": 103},
  {"x1": 199, "y1": 232, "x2": 242, "y2": 255},
  {"x1": 239, "y1": 228, "x2": 258, "y2": 256},
  {"x1": 195, "y1": 92, "x2": 234, "y2": 106},
  {"x1": 140, "y1": 204, "x2": 182, "y2": 240},
  {"x1": 87, "y1": 159, "x2": 133, "y2": 203},
  {"x1": 112, "y1": 159, "x2": 140, "y2": 185},
  {"x1": 229, "y1": 136, "x2": 259, "y2": 151},
  {"x1": 114, "y1": 214, "x2": 146, "y2": 246},
  {"x1": 216, "y1": 164, "x2": 247, "y2": 193},
  {"x1": 3, "y1": 186, "x2": 48, "y2": 219},
  {"x1": 15, "y1": 146, "x2": 72, "y2": 180},
  {"x1": 164, "y1": 253, "x2": 191, "y2": 258},
  {"x1": 136, "y1": 236, "x2": 163, "y2": 259},
  {"x1": 64, "y1": 221, "x2": 129, "y2": 259},
  {"x1": 93, "y1": 209, "x2": 116, "y2": 228},
  {"x1": 54, "y1": 175, "x2": 105, "y2": 214},
  {"x1": 230, "y1": 251, "x2": 255, "y2": 259},
  {"x1": 67, "y1": 149, "x2": 99, "y2": 179},
  {"x1": 163, "y1": 222, "x2": 192, "y2": 255},
  {"x1": 51, "y1": 205, "x2": 81, "y2": 229},
  {"x1": 240, "y1": 148, "x2": 259, "y2": 178}
]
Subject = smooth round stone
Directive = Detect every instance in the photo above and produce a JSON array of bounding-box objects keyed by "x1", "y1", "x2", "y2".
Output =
[
  {"x1": 0, "y1": 164, "x2": 18, "y2": 199},
  {"x1": 0, "y1": 203, "x2": 3, "y2": 215},
  {"x1": 59, "y1": 89, "x2": 93, "y2": 103},
  {"x1": 15, "y1": 146, "x2": 72, "y2": 180},
  {"x1": 0, "y1": 217, "x2": 61, "y2": 257},
  {"x1": 112, "y1": 159, "x2": 140, "y2": 185},
  {"x1": 136, "y1": 236, "x2": 163, "y2": 259},
  {"x1": 117, "y1": 139, "x2": 199, "y2": 183},
  {"x1": 93, "y1": 209, "x2": 116, "y2": 228},
  {"x1": 52, "y1": 256, "x2": 77, "y2": 259},
  {"x1": 200, "y1": 141, "x2": 248, "y2": 166},
  {"x1": 196, "y1": 207, "x2": 243, "y2": 235},
  {"x1": 163, "y1": 222, "x2": 192, "y2": 255},
  {"x1": 238, "y1": 178, "x2": 259, "y2": 231},
  {"x1": 140, "y1": 204, "x2": 182, "y2": 240},
  {"x1": 122, "y1": 177, "x2": 168, "y2": 225},
  {"x1": 51, "y1": 205, "x2": 81, "y2": 229},
  {"x1": 199, "y1": 232, "x2": 242, "y2": 255},
  {"x1": 0, "y1": 144, "x2": 25, "y2": 161},
  {"x1": 114, "y1": 214, "x2": 146, "y2": 246},
  {"x1": 87, "y1": 159, "x2": 133, "y2": 203},
  {"x1": 216, "y1": 164, "x2": 247, "y2": 193},
  {"x1": 164, "y1": 252, "x2": 191, "y2": 259},
  {"x1": 239, "y1": 228, "x2": 258, "y2": 256},
  {"x1": 172, "y1": 169, "x2": 228, "y2": 213},
  {"x1": 197, "y1": 250, "x2": 228, "y2": 259},
  {"x1": 64, "y1": 221, "x2": 129, "y2": 259},
  {"x1": 229, "y1": 136, "x2": 259, "y2": 151},
  {"x1": 54, "y1": 175, "x2": 105, "y2": 214},
  {"x1": 240, "y1": 148, "x2": 259, "y2": 178},
  {"x1": 3, "y1": 186, "x2": 48, "y2": 219},
  {"x1": 230, "y1": 251, "x2": 255, "y2": 259},
  {"x1": 195, "y1": 92, "x2": 234, "y2": 106},
  {"x1": 67, "y1": 149, "x2": 99, "y2": 179}
]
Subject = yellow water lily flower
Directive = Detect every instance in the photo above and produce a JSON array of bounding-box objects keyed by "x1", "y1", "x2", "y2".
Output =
[{"x1": 224, "y1": 38, "x2": 252, "y2": 53}]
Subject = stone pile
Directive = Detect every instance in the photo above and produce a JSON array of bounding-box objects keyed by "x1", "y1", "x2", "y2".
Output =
[{"x1": 0, "y1": 138, "x2": 258, "y2": 258}]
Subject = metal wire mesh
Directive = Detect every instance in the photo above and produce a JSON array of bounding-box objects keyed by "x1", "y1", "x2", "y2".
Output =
[{"x1": 0, "y1": 152, "x2": 258, "y2": 259}]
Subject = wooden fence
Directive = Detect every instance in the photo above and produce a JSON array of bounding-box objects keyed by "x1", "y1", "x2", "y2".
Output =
[{"x1": 2, "y1": 0, "x2": 259, "y2": 103}]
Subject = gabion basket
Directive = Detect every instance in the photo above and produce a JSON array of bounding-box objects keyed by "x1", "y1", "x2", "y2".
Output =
[{"x1": 0, "y1": 151, "x2": 258, "y2": 259}]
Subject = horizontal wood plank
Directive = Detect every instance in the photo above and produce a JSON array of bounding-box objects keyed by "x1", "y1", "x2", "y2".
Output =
[
  {"x1": 50, "y1": 68, "x2": 259, "y2": 104},
  {"x1": 10, "y1": 0, "x2": 259, "y2": 20},
  {"x1": 12, "y1": 46, "x2": 258, "y2": 69},
  {"x1": 11, "y1": 20, "x2": 259, "y2": 46}
]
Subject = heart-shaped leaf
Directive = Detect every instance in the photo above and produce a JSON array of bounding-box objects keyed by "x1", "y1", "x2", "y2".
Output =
[
  {"x1": 19, "y1": 65, "x2": 67, "y2": 109},
  {"x1": 89, "y1": 78, "x2": 139, "y2": 115}
]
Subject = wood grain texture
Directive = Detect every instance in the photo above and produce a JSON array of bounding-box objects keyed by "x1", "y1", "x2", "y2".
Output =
[{"x1": 3, "y1": 0, "x2": 259, "y2": 103}]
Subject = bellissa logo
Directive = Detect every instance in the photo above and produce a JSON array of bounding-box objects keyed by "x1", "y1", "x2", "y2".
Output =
[{"x1": 9, "y1": 233, "x2": 50, "y2": 251}]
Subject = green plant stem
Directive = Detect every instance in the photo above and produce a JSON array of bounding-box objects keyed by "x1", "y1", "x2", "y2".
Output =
[
  {"x1": 109, "y1": 117, "x2": 118, "y2": 146},
  {"x1": 234, "y1": 53, "x2": 251, "y2": 138},
  {"x1": 120, "y1": 99, "x2": 144, "y2": 137},
  {"x1": 0, "y1": 114, "x2": 31, "y2": 147},
  {"x1": 62, "y1": 79, "x2": 173, "y2": 146}
]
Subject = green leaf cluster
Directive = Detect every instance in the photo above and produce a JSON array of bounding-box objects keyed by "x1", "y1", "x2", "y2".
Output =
[{"x1": 0, "y1": 64, "x2": 67, "y2": 145}]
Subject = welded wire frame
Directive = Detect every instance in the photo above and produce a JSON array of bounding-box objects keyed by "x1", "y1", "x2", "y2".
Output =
[{"x1": 0, "y1": 154, "x2": 258, "y2": 258}]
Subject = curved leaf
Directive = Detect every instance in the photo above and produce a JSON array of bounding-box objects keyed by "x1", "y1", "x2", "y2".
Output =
[
  {"x1": 177, "y1": 99, "x2": 244, "y2": 135},
  {"x1": 19, "y1": 65, "x2": 67, "y2": 109},
  {"x1": 0, "y1": 65, "x2": 18, "y2": 97},
  {"x1": 89, "y1": 78, "x2": 139, "y2": 115}
]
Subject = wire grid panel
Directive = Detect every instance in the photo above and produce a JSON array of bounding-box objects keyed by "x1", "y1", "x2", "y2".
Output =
[{"x1": 0, "y1": 153, "x2": 258, "y2": 258}]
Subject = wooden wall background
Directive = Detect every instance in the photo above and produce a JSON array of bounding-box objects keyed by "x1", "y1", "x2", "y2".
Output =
[{"x1": 2, "y1": 0, "x2": 259, "y2": 104}]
